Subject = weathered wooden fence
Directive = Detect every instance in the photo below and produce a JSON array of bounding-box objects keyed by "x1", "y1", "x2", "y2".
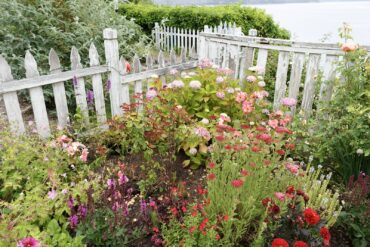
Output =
[
  {"x1": 153, "y1": 21, "x2": 244, "y2": 54},
  {"x1": 198, "y1": 32, "x2": 370, "y2": 117},
  {"x1": 0, "y1": 28, "x2": 198, "y2": 138}
]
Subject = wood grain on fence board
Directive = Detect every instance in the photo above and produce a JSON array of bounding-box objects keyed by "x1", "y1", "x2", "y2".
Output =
[
  {"x1": 49, "y1": 48, "x2": 69, "y2": 128},
  {"x1": 301, "y1": 53, "x2": 321, "y2": 118},
  {"x1": 273, "y1": 51, "x2": 290, "y2": 110},
  {"x1": 89, "y1": 43, "x2": 107, "y2": 124},
  {"x1": 25, "y1": 51, "x2": 51, "y2": 138},
  {"x1": 0, "y1": 55, "x2": 25, "y2": 134},
  {"x1": 288, "y1": 52, "x2": 306, "y2": 113},
  {"x1": 71, "y1": 46, "x2": 89, "y2": 124}
]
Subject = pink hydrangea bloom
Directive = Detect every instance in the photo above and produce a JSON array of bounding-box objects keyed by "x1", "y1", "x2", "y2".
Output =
[
  {"x1": 198, "y1": 58, "x2": 213, "y2": 69},
  {"x1": 246, "y1": 75, "x2": 257, "y2": 83},
  {"x1": 216, "y1": 76, "x2": 225, "y2": 84},
  {"x1": 281, "y1": 97, "x2": 297, "y2": 107},
  {"x1": 216, "y1": 91, "x2": 225, "y2": 99},
  {"x1": 146, "y1": 89, "x2": 158, "y2": 100},
  {"x1": 189, "y1": 80, "x2": 202, "y2": 89},
  {"x1": 194, "y1": 127, "x2": 211, "y2": 141}
]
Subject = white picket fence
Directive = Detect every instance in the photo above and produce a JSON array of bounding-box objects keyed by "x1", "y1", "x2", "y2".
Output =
[
  {"x1": 197, "y1": 32, "x2": 370, "y2": 118},
  {"x1": 0, "y1": 28, "x2": 198, "y2": 138},
  {"x1": 153, "y1": 21, "x2": 244, "y2": 54}
]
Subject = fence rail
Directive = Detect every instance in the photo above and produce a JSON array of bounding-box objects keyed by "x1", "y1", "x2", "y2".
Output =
[{"x1": 0, "y1": 28, "x2": 197, "y2": 137}]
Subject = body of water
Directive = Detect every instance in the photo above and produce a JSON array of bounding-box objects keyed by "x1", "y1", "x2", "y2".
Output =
[{"x1": 247, "y1": 1, "x2": 370, "y2": 45}]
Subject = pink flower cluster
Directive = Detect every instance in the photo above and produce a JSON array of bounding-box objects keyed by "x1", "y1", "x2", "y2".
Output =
[
  {"x1": 281, "y1": 97, "x2": 297, "y2": 107},
  {"x1": 194, "y1": 127, "x2": 211, "y2": 141},
  {"x1": 55, "y1": 135, "x2": 89, "y2": 162}
]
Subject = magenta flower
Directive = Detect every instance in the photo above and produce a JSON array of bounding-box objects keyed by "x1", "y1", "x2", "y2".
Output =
[
  {"x1": 69, "y1": 215, "x2": 78, "y2": 229},
  {"x1": 274, "y1": 192, "x2": 286, "y2": 202},
  {"x1": 18, "y1": 237, "x2": 40, "y2": 247},
  {"x1": 86, "y1": 90, "x2": 94, "y2": 105}
]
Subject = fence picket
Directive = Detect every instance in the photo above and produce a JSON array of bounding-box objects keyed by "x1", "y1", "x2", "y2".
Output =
[
  {"x1": 89, "y1": 43, "x2": 107, "y2": 124},
  {"x1": 0, "y1": 55, "x2": 25, "y2": 134},
  {"x1": 273, "y1": 51, "x2": 290, "y2": 110},
  {"x1": 133, "y1": 55, "x2": 143, "y2": 111},
  {"x1": 49, "y1": 49, "x2": 69, "y2": 128},
  {"x1": 301, "y1": 53, "x2": 321, "y2": 118},
  {"x1": 118, "y1": 56, "x2": 130, "y2": 105},
  {"x1": 170, "y1": 49, "x2": 177, "y2": 65},
  {"x1": 71, "y1": 46, "x2": 89, "y2": 124},
  {"x1": 158, "y1": 50, "x2": 166, "y2": 86},
  {"x1": 103, "y1": 28, "x2": 122, "y2": 116},
  {"x1": 180, "y1": 48, "x2": 187, "y2": 63},
  {"x1": 256, "y1": 49, "x2": 268, "y2": 75},
  {"x1": 318, "y1": 55, "x2": 339, "y2": 107},
  {"x1": 25, "y1": 51, "x2": 50, "y2": 137},
  {"x1": 288, "y1": 52, "x2": 305, "y2": 113}
]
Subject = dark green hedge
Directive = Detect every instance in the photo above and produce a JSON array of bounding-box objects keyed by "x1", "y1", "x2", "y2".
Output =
[{"x1": 118, "y1": 4, "x2": 290, "y2": 39}]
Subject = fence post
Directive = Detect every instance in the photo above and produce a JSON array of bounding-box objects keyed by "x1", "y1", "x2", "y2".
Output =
[
  {"x1": 103, "y1": 28, "x2": 122, "y2": 117},
  {"x1": 198, "y1": 33, "x2": 207, "y2": 60}
]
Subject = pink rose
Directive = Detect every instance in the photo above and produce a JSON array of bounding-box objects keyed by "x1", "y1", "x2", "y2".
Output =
[{"x1": 341, "y1": 43, "x2": 358, "y2": 52}]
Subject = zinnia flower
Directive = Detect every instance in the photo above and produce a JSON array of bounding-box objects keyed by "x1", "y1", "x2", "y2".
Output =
[
  {"x1": 207, "y1": 173, "x2": 216, "y2": 181},
  {"x1": 235, "y1": 92, "x2": 247, "y2": 103},
  {"x1": 293, "y1": 241, "x2": 309, "y2": 247},
  {"x1": 274, "y1": 192, "x2": 286, "y2": 201},
  {"x1": 320, "y1": 227, "x2": 331, "y2": 240},
  {"x1": 231, "y1": 179, "x2": 244, "y2": 188},
  {"x1": 271, "y1": 238, "x2": 289, "y2": 247},
  {"x1": 216, "y1": 76, "x2": 225, "y2": 84},
  {"x1": 189, "y1": 80, "x2": 202, "y2": 89},
  {"x1": 18, "y1": 237, "x2": 40, "y2": 247},
  {"x1": 304, "y1": 208, "x2": 321, "y2": 225},
  {"x1": 208, "y1": 162, "x2": 216, "y2": 169},
  {"x1": 341, "y1": 42, "x2": 358, "y2": 52}
]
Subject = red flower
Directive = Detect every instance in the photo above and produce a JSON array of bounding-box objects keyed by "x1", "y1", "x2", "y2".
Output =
[
  {"x1": 261, "y1": 197, "x2": 271, "y2": 207},
  {"x1": 276, "y1": 149, "x2": 285, "y2": 155},
  {"x1": 170, "y1": 207, "x2": 178, "y2": 215},
  {"x1": 269, "y1": 204, "x2": 280, "y2": 215},
  {"x1": 152, "y1": 227, "x2": 159, "y2": 233},
  {"x1": 293, "y1": 241, "x2": 309, "y2": 247},
  {"x1": 240, "y1": 168, "x2": 250, "y2": 176},
  {"x1": 231, "y1": 179, "x2": 244, "y2": 188},
  {"x1": 181, "y1": 206, "x2": 187, "y2": 213},
  {"x1": 271, "y1": 238, "x2": 289, "y2": 247},
  {"x1": 285, "y1": 143, "x2": 295, "y2": 150},
  {"x1": 125, "y1": 61, "x2": 131, "y2": 73},
  {"x1": 320, "y1": 227, "x2": 331, "y2": 241},
  {"x1": 191, "y1": 211, "x2": 198, "y2": 217},
  {"x1": 251, "y1": 146, "x2": 261, "y2": 152},
  {"x1": 224, "y1": 145, "x2": 232, "y2": 150},
  {"x1": 241, "y1": 124, "x2": 250, "y2": 129},
  {"x1": 208, "y1": 162, "x2": 216, "y2": 169},
  {"x1": 199, "y1": 218, "x2": 209, "y2": 231},
  {"x1": 216, "y1": 234, "x2": 221, "y2": 240},
  {"x1": 256, "y1": 133, "x2": 272, "y2": 143},
  {"x1": 207, "y1": 173, "x2": 216, "y2": 181},
  {"x1": 189, "y1": 226, "x2": 196, "y2": 233},
  {"x1": 223, "y1": 214, "x2": 229, "y2": 221},
  {"x1": 215, "y1": 135, "x2": 225, "y2": 142},
  {"x1": 303, "y1": 208, "x2": 320, "y2": 225},
  {"x1": 286, "y1": 185, "x2": 295, "y2": 195},
  {"x1": 256, "y1": 126, "x2": 267, "y2": 132},
  {"x1": 275, "y1": 126, "x2": 292, "y2": 134}
]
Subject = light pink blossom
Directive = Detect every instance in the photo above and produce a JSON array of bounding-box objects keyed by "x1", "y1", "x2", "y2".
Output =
[
  {"x1": 281, "y1": 97, "x2": 297, "y2": 107},
  {"x1": 246, "y1": 75, "x2": 257, "y2": 83},
  {"x1": 48, "y1": 190, "x2": 57, "y2": 200},
  {"x1": 216, "y1": 91, "x2": 225, "y2": 99},
  {"x1": 189, "y1": 80, "x2": 202, "y2": 89},
  {"x1": 80, "y1": 148, "x2": 89, "y2": 162},
  {"x1": 146, "y1": 89, "x2": 158, "y2": 99},
  {"x1": 275, "y1": 192, "x2": 286, "y2": 202},
  {"x1": 268, "y1": 119, "x2": 279, "y2": 129},
  {"x1": 235, "y1": 92, "x2": 247, "y2": 103}
]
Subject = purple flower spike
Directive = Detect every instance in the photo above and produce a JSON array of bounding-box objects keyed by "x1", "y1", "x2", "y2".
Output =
[
  {"x1": 78, "y1": 204, "x2": 87, "y2": 219},
  {"x1": 73, "y1": 76, "x2": 78, "y2": 86},
  {"x1": 140, "y1": 198, "x2": 147, "y2": 216},
  {"x1": 86, "y1": 90, "x2": 94, "y2": 105},
  {"x1": 106, "y1": 79, "x2": 111, "y2": 91},
  {"x1": 69, "y1": 215, "x2": 78, "y2": 229}
]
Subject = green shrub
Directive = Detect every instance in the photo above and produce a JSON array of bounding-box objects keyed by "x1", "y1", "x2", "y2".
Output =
[{"x1": 119, "y1": 3, "x2": 290, "y2": 39}]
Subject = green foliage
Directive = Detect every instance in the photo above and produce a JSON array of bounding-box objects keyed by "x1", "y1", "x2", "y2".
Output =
[{"x1": 119, "y1": 3, "x2": 290, "y2": 39}]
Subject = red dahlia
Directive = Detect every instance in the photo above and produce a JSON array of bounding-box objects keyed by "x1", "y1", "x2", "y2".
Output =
[
  {"x1": 320, "y1": 227, "x2": 331, "y2": 241},
  {"x1": 303, "y1": 208, "x2": 320, "y2": 225},
  {"x1": 271, "y1": 238, "x2": 289, "y2": 247},
  {"x1": 293, "y1": 241, "x2": 309, "y2": 247}
]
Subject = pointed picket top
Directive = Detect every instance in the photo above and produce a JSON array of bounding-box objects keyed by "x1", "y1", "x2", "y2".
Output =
[
  {"x1": 89, "y1": 43, "x2": 100, "y2": 66},
  {"x1": 119, "y1": 56, "x2": 127, "y2": 75},
  {"x1": 25, "y1": 50, "x2": 40, "y2": 78},
  {"x1": 233, "y1": 22, "x2": 237, "y2": 28},
  {"x1": 0, "y1": 55, "x2": 14, "y2": 82},
  {"x1": 133, "y1": 54, "x2": 141, "y2": 73},
  {"x1": 180, "y1": 48, "x2": 187, "y2": 63},
  {"x1": 71, "y1": 46, "x2": 83, "y2": 70},
  {"x1": 49, "y1": 49, "x2": 61, "y2": 72},
  {"x1": 158, "y1": 50, "x2": 165, "y2": 68},
  {"x1": 170, "y1": 49, "x2": 177, "y2": 65},
  {"x1": 146, "y1": 53, "x2": 153, "y2": 70}
]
